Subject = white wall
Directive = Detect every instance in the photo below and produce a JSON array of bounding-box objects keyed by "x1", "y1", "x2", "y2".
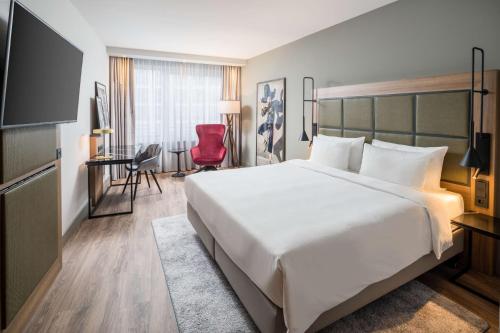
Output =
[{"x1": 11, "y1": 0, "x2": 108, "y2": 234}]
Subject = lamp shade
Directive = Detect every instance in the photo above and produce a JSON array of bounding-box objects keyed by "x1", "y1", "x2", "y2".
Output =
[
  {"x1": 459, "y1": 146, "x2": 482, "y2": 169},
  {"x1": 299, "y1": 129, "x2": 309, "y2": 142},
  {"x1": 219, "y1": 100, "x2": 240, "y2": 114}
]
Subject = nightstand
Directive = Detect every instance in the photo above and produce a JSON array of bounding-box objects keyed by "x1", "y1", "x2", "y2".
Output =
[{"x1": 451, "y1": 213, "x2": 500, "y2": 305}]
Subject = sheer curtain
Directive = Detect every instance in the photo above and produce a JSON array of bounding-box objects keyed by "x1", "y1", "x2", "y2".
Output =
[{"x1": 134, "y1": 59, "x2": 223, "y2": 172}]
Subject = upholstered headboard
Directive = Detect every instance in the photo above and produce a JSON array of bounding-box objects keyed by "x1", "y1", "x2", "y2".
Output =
[
  {"x1": 314, "y1": 70, "x2": 500, "y2": 217},
  {"x1": 317, "y1": 90, "x2": 470, "y2": 185}
]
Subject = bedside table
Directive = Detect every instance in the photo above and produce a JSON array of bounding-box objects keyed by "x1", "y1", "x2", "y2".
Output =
[{"x1": 451, "y1": 213, "x2": 500, "y2": 305}]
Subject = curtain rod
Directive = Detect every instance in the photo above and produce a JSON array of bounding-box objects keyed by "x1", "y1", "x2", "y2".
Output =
[{"x1": 107, "y1": 48, "x2": 246, "y2": 67}]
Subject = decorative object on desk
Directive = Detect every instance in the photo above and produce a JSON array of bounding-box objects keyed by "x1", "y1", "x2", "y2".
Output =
[
  {"x1": 95, "y1": 82, "x2": 110, "y2": 127},
  {"x1": 219, "y1": 100, "x2": 240, "y2": 167},
  {"x1": 256, "y1": 78, "x2": 285, "y2": 165},
  {"x1": 92, "y1": 128, "x2": 114, "y2": 159},
  {"x1": 95, "y1": 96, "x2": 110, "y2": 129},
  {"x1": 460, "y1": 47, "x2": 491, "y2": 178},
  {"x1": 300, "y1": 77, "x2": 317, "y2": 143},
  {"x1": 190, "y1": 124, "x2": 226, "y2": 172}
]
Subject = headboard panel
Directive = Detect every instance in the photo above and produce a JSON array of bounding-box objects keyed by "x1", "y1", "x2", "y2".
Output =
[
  {"x1": 314, "y1": 70, "x2": 500, "y2": 216},
  {"x1": 317, "y1": 90, "x2": 470, "y2": 185}
]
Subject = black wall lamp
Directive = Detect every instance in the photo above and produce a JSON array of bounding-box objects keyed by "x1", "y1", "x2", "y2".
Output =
[
  {"x1": 300, "y1": 77, "x2": 316, "y2": 142},
  {"x1": 460, "y1": 47, "x2": 491, "y2": 178}
]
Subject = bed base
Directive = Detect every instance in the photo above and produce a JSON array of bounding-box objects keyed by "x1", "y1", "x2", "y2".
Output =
[{"x1": 187, "y1": 203, "x2": 464, "y2": 333}]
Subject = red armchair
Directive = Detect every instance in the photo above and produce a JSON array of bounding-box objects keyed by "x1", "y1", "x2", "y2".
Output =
[{"x1": 191, "y1": 124, "x2": 227, "y2": 171}]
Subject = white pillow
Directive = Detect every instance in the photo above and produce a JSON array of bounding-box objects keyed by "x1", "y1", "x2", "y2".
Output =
[
  {"x1": 317, "y1": 134, "x2": 365, "y2": 172},
  {"x1": 359, "y1": 144, "x2": 432, "y2": 188},
  {"x1": 372, "y1": 139, "x2": 448, "y2": 191},
  {"x1": 310, "y1": 138, "x2": 351, "y2": 170}
]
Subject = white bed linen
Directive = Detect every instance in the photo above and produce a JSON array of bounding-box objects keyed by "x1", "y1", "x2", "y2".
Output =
[
  {"x1": 185, "y1": 160, "x2": 456, "y2": 333},
  {"x1": 424, "y1": 190, "x2": 464, "y2": 221}
]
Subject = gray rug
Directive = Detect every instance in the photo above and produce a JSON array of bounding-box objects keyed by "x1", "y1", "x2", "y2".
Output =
[{"x1": 152, "y1": 215, "x2": 489, "y2": 333}]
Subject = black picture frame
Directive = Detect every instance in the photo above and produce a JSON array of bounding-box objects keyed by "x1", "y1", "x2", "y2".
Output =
[
  {"x1": 95, "y1": 81, "x2": 110, "y2": 128},
  {"x1": 95, "y1": 96, "x2": 109, "y2": 129}
]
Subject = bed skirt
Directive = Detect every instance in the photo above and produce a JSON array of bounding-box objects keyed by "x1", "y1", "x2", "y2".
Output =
[{"x1": 187, "y1": 202, "x2": 464, "y2": 333}]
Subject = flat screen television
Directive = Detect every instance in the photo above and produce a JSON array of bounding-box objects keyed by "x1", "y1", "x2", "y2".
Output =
[{"x1": 0, "y1": 1, "x2": 83, "y2": 128}]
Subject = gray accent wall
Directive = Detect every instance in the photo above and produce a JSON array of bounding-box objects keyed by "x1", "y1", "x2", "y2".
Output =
[{"x1": 241, "y1": 0, "x2": 500, "y2": 166}]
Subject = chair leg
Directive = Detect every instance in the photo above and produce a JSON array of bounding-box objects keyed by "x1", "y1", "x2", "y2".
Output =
[
  {"x1": 150, "y1": 170, "x2": 162, "y2": 193},
  {"x1": 122, "y1": 171, "x2": 132, "y2": 194},
  {"x1": 144, "y1": 171, "x2": 151, "y2": 188},
  {"x1": 134, "y1": 171, "x2": 141, "y2": 200}
]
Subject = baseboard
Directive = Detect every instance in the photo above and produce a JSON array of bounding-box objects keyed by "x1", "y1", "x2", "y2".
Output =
[{"x1": 62, "y1": 202, "x2": 87, "y2": 245}]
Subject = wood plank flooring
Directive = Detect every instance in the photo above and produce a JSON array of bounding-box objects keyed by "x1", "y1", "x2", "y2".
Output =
[
  {"x1": 25, "y1": 173, "x2": 182, "y2": 333},
  {"x1": 24, "y1": 173, "x2": 499, "y2": 332}
]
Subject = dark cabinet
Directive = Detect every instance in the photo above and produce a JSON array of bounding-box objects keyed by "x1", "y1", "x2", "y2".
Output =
[{"x1": 1, "y1": 167, "x2": 58, "y2": 327}]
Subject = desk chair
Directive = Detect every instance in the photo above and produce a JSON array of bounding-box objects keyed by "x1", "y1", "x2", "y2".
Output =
[{"x1": 122, "y1": 144, "x2": 163, "y2": 199}]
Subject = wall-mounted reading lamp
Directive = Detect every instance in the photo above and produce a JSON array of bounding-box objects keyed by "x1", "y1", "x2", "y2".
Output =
[
  {"x1": 300, "y1": 77, "x2": 316, "y2": 143},
  {"x1": 459, "y1": 47, "x2": 491, "y2": 179}
]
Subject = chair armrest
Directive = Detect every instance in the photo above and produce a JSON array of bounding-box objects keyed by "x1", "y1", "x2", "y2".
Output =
[
  {"x1": 217, "y1": 146, "x2": 227, "y2": 161},
  {"x1": 190, "y1": 146, "x2": 201, "y2": 160}
]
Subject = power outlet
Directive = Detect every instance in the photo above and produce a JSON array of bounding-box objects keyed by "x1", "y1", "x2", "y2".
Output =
[{"x1": 475, "y1": 179, "x2": 489, "y2": 208}]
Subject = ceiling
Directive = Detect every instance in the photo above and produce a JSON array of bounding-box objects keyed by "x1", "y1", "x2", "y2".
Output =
[{"x1": 71, "y1": 0, "x2": 396, "y2": 60}]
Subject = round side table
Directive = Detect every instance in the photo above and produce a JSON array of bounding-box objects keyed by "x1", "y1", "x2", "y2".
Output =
[{"x1": 168, "y1": 148, "x2": 187, "y2": 177}]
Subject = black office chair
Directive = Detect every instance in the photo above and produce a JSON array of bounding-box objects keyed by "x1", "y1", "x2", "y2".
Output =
[{"x1": 122, "y1": 144, "x2": 163, "y2": 199}]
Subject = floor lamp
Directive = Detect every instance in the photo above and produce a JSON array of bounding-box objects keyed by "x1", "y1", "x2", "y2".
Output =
[{"x1": 219, "y1": 100, "x2": 240, "y2": 167}]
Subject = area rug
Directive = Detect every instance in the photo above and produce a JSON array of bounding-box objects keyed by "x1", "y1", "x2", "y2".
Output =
[{"x1": 152, "y1": 215, "x2": 489, "y2": 333}]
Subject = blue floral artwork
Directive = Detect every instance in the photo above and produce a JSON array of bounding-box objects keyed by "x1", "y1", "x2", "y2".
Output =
[{"x1": 256, "y1": 78, "x2": 285, "y2": 165}]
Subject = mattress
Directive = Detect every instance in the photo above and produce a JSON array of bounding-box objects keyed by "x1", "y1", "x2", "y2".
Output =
[
  {"x1": 424, "y1": 189, "x2": 464, "y2": 222},
  {"x1": 185, "y1": 160, "x2": 461, "y2": 333}
]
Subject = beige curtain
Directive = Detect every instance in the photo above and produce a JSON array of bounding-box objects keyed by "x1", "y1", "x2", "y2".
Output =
[
  {"x1": 222, "y1": 66, "x2": 241, "y2": 167},
  {"x1": 110, "y1": 57, "x2": 135, "y2": 179}
]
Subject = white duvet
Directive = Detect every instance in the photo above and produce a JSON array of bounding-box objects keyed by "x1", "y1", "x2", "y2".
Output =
[{"x1": 184, "y1": 160, "x2": 455, "y2": 333}]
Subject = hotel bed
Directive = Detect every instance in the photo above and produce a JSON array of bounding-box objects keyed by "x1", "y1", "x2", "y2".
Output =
[
  {"x1": 185, "y1": 160, "x2": 464, "y2": 333},
  {"x1": 182, "y1": 72, "x2": 500, "y2": 332}
]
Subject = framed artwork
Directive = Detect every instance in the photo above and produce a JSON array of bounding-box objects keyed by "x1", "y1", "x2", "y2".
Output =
[
  {"x1": 95, "y1": 82, "x2": 110, "y2": 128},
  {"x1": 96, "y1": 96, "x2": 109, "y2": 128},
  {"x1": 256, "y1": 78, "x2": 286, "y2": 165}
]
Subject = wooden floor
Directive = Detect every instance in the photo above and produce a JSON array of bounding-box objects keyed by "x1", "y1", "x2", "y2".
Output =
[{"x1": 24, "y1": 173, "x2": 499, "y2": 332}]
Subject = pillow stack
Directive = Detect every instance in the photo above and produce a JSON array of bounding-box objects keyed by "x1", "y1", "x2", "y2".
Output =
[
  {"x1": 309, "y1": 135, "x2": 448, "y2": 191},
  {"x1": 370, "y1": 140, "x2": 448, "y2": 191},
  {"x1": 359, "y1": 144, "x2": 433, "y2": 189},
  {"x1": 309, "y1": 135, "x2": 365, "y2": 171}
]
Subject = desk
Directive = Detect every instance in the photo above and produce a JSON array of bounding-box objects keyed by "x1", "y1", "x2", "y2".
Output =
[
  {"x1": 108, "y1": 145, "x2": 141, "y2": 185},
  {"x1": 86, "y1": 154, "x2": 134, "y2": 219}
]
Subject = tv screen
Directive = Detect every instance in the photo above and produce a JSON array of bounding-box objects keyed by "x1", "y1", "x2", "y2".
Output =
[{"x1": 1, "y1": 1, "x2": 83, "y2": 128}]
